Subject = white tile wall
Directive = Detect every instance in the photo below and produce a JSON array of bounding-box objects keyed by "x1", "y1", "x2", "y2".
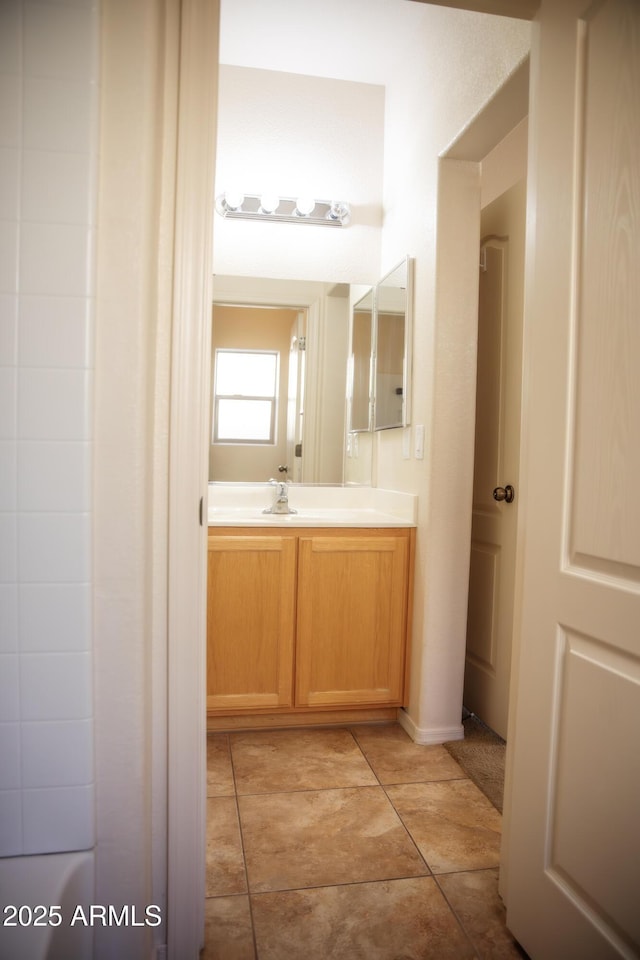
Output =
[
  {"x1": 0, "y1": 655, "x2": 20, "y2": 723},
  {"x1": 18, "y1": 441, "x2": 91, "y2": 511},
  {"x1": 0, "y1": 585, "x2": 18, "y2": 653},
  {"x1": 0, "y1": 0, "x2": 97, "y2": 858},
  {"x1": 20, "y1": 652, "x2": 92, "y2": 721},
  {"x1": 18, "y1": 368, "x2": 92, "y2": 439},
  {"x1": 19, "y1": 583, "x2": 90, "y2": 652},
  {"x1": 22, "y1": 151, "x2": 92, "y2": 224},
  {"x1": 0, "y1": 148, "x2": 20, "y2": 220},
  {"x1": 0, "y1": 441, "x2": 17, "y2": 510},
  {"x1": 21, "y1": 719, "x2": 93, "y2": 787},
  {"x1": 0, "y1": 296, "x2": 18, "y2": 365},
  {"x1": 0, "y1": 515, "x2": 17, "y2": 582},
  {"x1": 0, "y1": 723, "x2": 21, "y2": 790},
  {"x1": 22, "y1": 784, "x2": 94, "y2": 855},
  {"x1": 0, "y1": 221, "x2": 19, "y2": 292},
  {"x1": 0, "y1": 790, "x2": 22, "y2": 857},
  {"x1": 18, "y1": 296, "x2": 91, "y2": 368}
]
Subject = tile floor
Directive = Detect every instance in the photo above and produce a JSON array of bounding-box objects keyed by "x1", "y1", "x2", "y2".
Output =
[{"x1": 203, "y1": 723, "x2": 527, "y2": 960}]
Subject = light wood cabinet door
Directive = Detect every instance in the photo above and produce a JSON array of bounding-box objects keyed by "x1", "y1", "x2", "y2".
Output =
[
  {"x1": 295, "y1": 533, "x2": 409, "y2": 708},
  {"x1": 207, "y1": 534, "x2": 296, "y2": 711}
]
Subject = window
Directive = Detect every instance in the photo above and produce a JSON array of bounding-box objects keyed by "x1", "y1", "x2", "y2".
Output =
[{"x1": 212, "y1": 349, "x2": 279, "y2": 444}]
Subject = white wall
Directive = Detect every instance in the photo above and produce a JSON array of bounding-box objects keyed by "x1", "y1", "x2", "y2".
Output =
[
  {"x1": 0, "y1": 0, "x2": 97, "y2": 860},
  {"x1": 377, "y1": 5, "x2": 530, "y2": 494},
  {"x1": 374, "y1": 7, "x2": 529, "y2": 742},
  {"x1": 213, "y1": 66, "x2": 385, "y2": 284}
]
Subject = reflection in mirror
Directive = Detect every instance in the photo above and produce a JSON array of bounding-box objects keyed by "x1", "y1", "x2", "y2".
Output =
[
  {"x1": 209, "y1": 276, "x2": 364, "y2": 485},
  {"x1": 210, "y1": 303, "x2": 300, "y2": 482},
  {"x1": 374, "y1": 257, "x2": 413, "y2": 430},
  {"x1": 349, "y1": 289, "x2": 373, "y2": 432}
]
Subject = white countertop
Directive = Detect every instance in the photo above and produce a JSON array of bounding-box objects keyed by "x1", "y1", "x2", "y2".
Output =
[{"x1": 208, "y1": 483, "x2": 417, "y2": 528}]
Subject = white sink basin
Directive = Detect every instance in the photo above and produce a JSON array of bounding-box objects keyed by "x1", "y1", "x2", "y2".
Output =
[{"x1": 207, "y1": 485, "x2": 417, "y2": 528}]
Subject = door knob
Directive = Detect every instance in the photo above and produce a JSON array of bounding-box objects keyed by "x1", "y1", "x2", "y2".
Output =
[{"x1": 493, "y1": 484, "x2": 515, "y2": 503}]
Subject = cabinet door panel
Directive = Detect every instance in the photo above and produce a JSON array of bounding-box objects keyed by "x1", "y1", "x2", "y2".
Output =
[
  {"x1": 207, "y1": 535, "x2": 296, "y2": 710},
  {"x1": 296, "y1": 535, "x2": 408, "y2": 707}
]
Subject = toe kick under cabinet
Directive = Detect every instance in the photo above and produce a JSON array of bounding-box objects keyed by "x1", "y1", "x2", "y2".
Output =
[{"x1": 206, "y1": 526, "x2": 415, "y2": 721}]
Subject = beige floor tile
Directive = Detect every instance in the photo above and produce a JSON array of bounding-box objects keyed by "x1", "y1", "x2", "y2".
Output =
[
  {"x1": 251, "y1": 877, "x2": 475, "y2": 960},
  {"x1": 352, "y1": 723, "x2": 467, "y2": 784},
  {"x1": 386, "y1": 779, "x2": 502, "y2": 873},
  {"x1": 437, "y1": 868, "x2": 528, "y2": 958},
  {"x1": 238, "y1": 785, "x2": 428, "y2": 893},
  {"x1": 207, "y1": 734, "x2": 235, "y2": 797},
  {"x1": 206, "y1": 797, "x2": 247, "y2": 897},
  {"x1": 202, "y1": 895, "x2": 256, "y2": 960},
  {"x1": 230, "y1": 727, "x2": 378, "y2": 795}
]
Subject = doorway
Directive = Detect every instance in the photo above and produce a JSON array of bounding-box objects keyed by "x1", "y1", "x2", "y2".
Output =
[{"x1": 165, "y1": 17, "x2": 532, "y2": 953}]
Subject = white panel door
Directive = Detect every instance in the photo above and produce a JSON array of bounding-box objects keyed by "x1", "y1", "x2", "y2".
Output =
[
  {"x1": 465, "y1": 239, "x2": 515, "y2": 740},
  {"x1": 465, "y1": 194, "x2": 524, "y2": 740},
  {"x1": 506, "y1": 1, "x2": 640, "y2": 958}
]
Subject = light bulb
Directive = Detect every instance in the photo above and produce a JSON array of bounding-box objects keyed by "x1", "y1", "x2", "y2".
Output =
[
  {"x1": 259, "y1": 193, "x2": 280, "y2": 214},
  {"x1": 223, "y1": 189, "x2": 244, "y2": 211},
  {"x1": 295, "y1": 197, "x2": 316, "y2": 217},
  {"x1": 327, "y1": 200, "x2": 350, "y2": 223}
]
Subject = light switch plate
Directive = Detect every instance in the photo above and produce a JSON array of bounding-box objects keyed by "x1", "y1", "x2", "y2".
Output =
[{"x1": 414, "y1": 424, "x2": 425, "y2": 459}]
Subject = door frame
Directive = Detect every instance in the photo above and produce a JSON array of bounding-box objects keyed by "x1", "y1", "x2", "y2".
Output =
[
  {"x1": 165, "y1": 1, "x2": 218, "y2": 955},
  {"x1": 438, "y1": 57, "x2": 533, "y2": 898},
  {"x1": 164, "y1": 9, "x2": 533, "y2": 958}
]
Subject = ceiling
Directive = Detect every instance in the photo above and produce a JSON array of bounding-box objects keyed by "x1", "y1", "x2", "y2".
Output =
[
  {"x1": 219, "y1": 0, "x2": 434, "y2": 86},
  {"x1": 219, "y1": 0, "x2": 533, "y2": 86}
]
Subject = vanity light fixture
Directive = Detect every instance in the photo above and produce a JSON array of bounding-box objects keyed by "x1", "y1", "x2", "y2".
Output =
[{"x1": 215, "y1": 191, "x2": 351, "y2": 226}]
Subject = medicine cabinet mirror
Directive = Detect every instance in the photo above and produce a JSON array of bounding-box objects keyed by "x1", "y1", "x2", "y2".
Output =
[
  {"x1": 348, "y1": 288, "x2": 373, "y2": 433},
  {"x1": 373, "y1": 256, "x2": 413, "y2": 430},
  {"x1": 347, "y1": 257, "x2": 413, "y2": 437}
]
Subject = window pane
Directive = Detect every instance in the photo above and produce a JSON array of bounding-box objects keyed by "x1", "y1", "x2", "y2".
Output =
[
  {"x1": 215, "y1": 351, "x2": 277, "y2": 397},
  {"x1": 217, "y1": 399, "x2": 273, "y2": 441}
]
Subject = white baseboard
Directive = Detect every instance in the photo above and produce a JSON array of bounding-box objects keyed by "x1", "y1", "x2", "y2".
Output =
[{"x1": 397, "y1": 709, "x2": 464, "y2": 745}]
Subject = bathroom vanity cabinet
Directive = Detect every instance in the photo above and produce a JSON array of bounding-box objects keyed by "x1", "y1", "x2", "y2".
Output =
[{"x1": 206, "y1": 526, "x2": 414, "y2": 722}]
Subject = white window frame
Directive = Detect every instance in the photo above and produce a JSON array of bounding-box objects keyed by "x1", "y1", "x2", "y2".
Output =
[{"x1": 212, "y1": 348, "x2": 279, "y2": 445}]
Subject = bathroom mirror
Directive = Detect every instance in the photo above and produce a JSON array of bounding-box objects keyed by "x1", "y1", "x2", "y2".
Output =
[
  {"x1": 373, "y1": 256, "x2": 413, "y2": 430},
  {"x1": 348, "y1": 288, "x2": 373, "y2": 433},
  {"x1": 209, "y1": 275, "x2": 373, "y2": 486}
]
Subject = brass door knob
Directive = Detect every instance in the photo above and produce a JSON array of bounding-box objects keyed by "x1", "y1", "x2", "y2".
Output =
[{"x1": 493, "y1": 485, "x2": 515, "y2": 503}]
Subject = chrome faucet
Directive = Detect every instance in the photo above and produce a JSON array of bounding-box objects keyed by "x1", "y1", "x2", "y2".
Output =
[{"x1": 263, "y1": 480, "x2": 297, "y2": 515}]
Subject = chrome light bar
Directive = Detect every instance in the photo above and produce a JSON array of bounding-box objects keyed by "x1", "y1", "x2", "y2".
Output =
[{"x1": 215, "y1": 192, "x2": 351, "y2": 227}]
